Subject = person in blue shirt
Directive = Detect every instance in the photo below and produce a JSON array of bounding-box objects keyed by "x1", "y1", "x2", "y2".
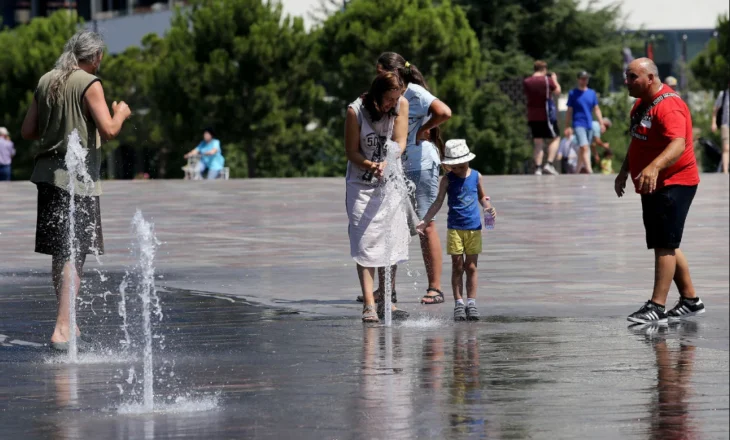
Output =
[
  {"x1": 184, "y1": 127, "x2": 225, "y2": 180},
  {"x1": 564, "y1": 71, "x2": 606, "y2": 174}
]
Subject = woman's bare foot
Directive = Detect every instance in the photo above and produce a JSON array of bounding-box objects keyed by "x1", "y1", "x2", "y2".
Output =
[{"x1": 50, "y1": 325, "x2": 81, "y2": 344}]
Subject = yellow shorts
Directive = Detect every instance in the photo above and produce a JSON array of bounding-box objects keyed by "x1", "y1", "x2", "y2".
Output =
[{"x1": 446, "y1": 229, "x2": 482, "y2": 255}]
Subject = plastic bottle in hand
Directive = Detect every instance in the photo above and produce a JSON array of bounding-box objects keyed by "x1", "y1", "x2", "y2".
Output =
[{"x1": 484, "y1": 209, "x2": 495, "y2": 230}]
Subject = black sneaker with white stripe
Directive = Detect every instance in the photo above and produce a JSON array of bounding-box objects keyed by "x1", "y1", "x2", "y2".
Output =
[
  {"x1": 627, "y1": 301, "x2": 668, "y2": 324},
  {"x1": 667, "y1": 297, "x2": 705, "y2": 321}
]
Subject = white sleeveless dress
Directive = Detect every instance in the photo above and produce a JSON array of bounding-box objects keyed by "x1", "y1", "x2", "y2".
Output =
[{"x1": 346, "y1": 98, "x2": 410, "y2": 268}]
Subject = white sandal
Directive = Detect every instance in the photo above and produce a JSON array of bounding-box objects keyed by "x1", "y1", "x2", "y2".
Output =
[{"x1": 362, "y1": 305, "x2": 379, "y2": 323}]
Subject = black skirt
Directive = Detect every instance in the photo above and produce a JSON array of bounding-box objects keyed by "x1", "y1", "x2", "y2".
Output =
[{"x1": 35, "y1": 183, "x2": 104, "y2": 257}]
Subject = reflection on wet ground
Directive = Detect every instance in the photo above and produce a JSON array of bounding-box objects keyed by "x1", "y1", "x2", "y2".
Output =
[{"x1": 0, "y1": 276, "x2": 727, "y2": 440}]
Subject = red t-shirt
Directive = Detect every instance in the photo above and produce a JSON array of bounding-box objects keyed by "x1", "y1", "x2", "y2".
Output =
[
  {"x1": 628, "y1": 85, "x2": 700, "y2": 193},
  {"x1": 523, "y1": 75, "x2": 556, "y2": 122}
]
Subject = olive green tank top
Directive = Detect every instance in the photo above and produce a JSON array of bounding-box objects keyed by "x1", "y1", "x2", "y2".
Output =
[{"x1": 30, "y1": 69, "x2": 102, "y2": 196}]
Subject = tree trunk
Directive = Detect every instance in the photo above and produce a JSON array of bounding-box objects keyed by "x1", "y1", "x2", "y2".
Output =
[{"x1": 246, "y1": 142, "x2": 255, "y2": 178}]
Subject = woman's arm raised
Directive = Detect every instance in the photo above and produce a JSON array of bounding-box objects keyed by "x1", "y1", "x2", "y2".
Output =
[{"x1": 417, "y1": 99, "x2": 451, "y2": 141}]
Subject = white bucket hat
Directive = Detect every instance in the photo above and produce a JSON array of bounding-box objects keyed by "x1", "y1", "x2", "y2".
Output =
[
  {"x1": 0, "y1": 127, "x2": 8, "y2": 136},
  {"x1": 442, "y1": 139, "x2": 475, "y2": 165}
]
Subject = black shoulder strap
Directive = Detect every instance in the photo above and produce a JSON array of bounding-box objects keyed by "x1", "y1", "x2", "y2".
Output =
[{"x1": 630, "y1": 92, "x2": 681, "y2": 135}]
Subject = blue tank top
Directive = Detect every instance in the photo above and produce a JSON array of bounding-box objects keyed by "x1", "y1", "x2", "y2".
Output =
[{"x1": 446, "y1": 170, "x2": 482, "y2": 230}]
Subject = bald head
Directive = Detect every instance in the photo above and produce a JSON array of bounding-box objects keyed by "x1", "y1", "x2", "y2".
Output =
[
  {"x1": 625, "y1": 57, "x2": 662, "y2": 99},
  {"x1": 629, "y1": 57, "x2": 659, "y2": 77}
]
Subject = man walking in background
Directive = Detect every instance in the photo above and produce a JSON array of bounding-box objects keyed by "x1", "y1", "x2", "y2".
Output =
[
  {"x1": 523, "y1": 60, "x2": 561, "y2": 175},
  {"x1": 565, "y1": 71, "x2": 606, "y2": 174},
  {"x1": 0, "y1": 127, "x2": 15, "y2": 181},
  {"x1": 711, "y1": 80, "x2": 729, "y2": 174}
]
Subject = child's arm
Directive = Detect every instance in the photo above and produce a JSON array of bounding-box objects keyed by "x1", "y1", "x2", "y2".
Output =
[
  {"x1": 417, "y1": 176, "x2": 449, "y2": 233},
  {"x1": 477, "y1": 173, "x2": 496, "y2": 217}
]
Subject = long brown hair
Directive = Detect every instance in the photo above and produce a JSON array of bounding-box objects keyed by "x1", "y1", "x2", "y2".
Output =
[
  {"x1": 430, "y1": 126, "x2": 445, "y2": 160},
  {"x1": 362, "y1": 71, "x2": 405, "y2": 122},
  {"x1": 376, "y1": 52, "x2": 429, "y2": 91}
]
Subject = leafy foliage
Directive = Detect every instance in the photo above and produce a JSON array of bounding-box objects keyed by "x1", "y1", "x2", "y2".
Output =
[
  {"x1": 691, "y1": 13, "x2": 729, "y2": 91},
  {"x1": 0, "y1": 12, "x2": 77, "y2": 178},
  {"x1": 0, "y1": 0, "x2": 667, "y2": 178},
  {"x1": 146, "y1": 0, "x2": 338, "y2": 178},
  {"x1": 315, "y1": 0, "x2": 527, "y2": 174}
]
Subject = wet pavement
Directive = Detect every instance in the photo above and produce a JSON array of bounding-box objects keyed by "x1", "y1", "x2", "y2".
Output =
[
  {"x1": 1, "y1": 176, "x2": 729, "y2": 439},
  {"x1": 1, "y1": 278, "x2": 728, "y2": 440}
]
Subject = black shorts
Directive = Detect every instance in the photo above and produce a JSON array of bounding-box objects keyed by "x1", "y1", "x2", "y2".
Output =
[
  {"x1": 35, "y1": 183, "x2": 104, "y2": 257},
  {"x1": 640, "y1": 185, "x2": 697, "y2": 250},
  {"x1": 528, "y1": 120, "x2": 559, "y2": 139}
]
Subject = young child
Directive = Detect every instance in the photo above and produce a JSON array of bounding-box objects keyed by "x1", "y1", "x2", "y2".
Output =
[
  {"x1": 416, "y1": 139, "x2": 496, "y2": 321},
  {"x1": 557, "y1": 134, "x2": 578, "y2": 174},
  {"x1": 600, "y1": 149, "x2": 614, "y2": 175}
]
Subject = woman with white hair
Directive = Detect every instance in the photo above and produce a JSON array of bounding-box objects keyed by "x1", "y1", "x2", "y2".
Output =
[{"x1": 21, "y1": 30, "x2": 132, "y2": 351}]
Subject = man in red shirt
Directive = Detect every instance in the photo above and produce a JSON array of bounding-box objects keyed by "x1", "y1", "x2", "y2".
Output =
[
  {"x1": 615, "y1": 58, "x2": 705, "y2": 325},
  {"x1": 523, "y1": 60, "x2": 562, "y2": 175}
]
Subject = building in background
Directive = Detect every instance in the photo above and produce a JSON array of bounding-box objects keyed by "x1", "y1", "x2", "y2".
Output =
[
  {"x1": 640, "y1": 28, "x2": 717, "y2": 91},
  {"x1": 1, "y1": 0, "x2": 181, "y2": 54},
  {"x1": 1, "y1": 0, "x2": 181, "y2": 24}
]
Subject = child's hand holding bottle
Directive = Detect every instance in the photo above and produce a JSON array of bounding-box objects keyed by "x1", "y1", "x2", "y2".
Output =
[{"x1": 482, "y1": 197, "x2": 496, "y2": 230}]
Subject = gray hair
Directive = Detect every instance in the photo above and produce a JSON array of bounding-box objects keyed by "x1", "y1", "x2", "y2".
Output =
[{"x1": 46, "y1": 30, "x2": 105, "y2": 104}]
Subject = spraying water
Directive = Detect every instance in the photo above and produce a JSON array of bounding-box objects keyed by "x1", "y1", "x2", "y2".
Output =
[
  {"x1": 63, "y1": 130, "x2": 96, "y2": 361},
  {"x1": 131, "y1": 210, "x2": 162, "y2": 410},
  {"x1": 118, "y1": 272, "x2": 132, "y2": 349},
  {"x1": 379, "y1": 141, "x2": 418, "y2": 327},
  {"x1": 114, "y1": 211, "x2": 217, "y2": 414}
]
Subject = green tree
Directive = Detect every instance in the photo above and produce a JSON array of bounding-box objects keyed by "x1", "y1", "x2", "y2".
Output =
[
  {"x1": 691, "y1": 14, "x2": 729, "y2": 91},
  {"x1": 100, "y1": 34, "x2": 167, "y2": 178},
  {"x1": 455, "y1": 0, "x2": 637, "y2": 92},
  {"x1": 315, "y1": 0, "x2": 530, "y2": 174},
  {"x1": 597, "y1": 89, "x2": 633, "y2": 168},
  {"x1": 147, "y1": 0, "x2": 338, "y2": 178},
  {"x1": 0, "y1": 11, "x2": 78, "y2": 179},
  {"x1": 463, "y1": 82, "x2": 531, "y2": 174}
]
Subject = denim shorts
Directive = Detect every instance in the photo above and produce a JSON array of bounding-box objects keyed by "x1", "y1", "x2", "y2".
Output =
[
  {"x1": 574, "y1": 126, "x2": 593, "y2": 147},
  {"x1": 405, "y1": 166, "x2": 440, "y2": 220}
]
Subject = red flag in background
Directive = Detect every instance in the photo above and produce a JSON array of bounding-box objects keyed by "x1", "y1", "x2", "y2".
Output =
[{"x1": 646, "y1": 41, "x2": 654, "y2": 60}]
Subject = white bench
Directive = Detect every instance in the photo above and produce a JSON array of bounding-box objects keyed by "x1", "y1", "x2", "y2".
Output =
[
  {"x1": 182, "y1": 156, "x2": 202, "y2": 180},
  {"x1": 182, "y1": 157, "x2": 230, "y2": 180}
]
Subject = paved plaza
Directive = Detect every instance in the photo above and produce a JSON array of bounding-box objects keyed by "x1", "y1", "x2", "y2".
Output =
[{"x1": 0, "y1": 175, "x2": 728, "y2": 439}]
